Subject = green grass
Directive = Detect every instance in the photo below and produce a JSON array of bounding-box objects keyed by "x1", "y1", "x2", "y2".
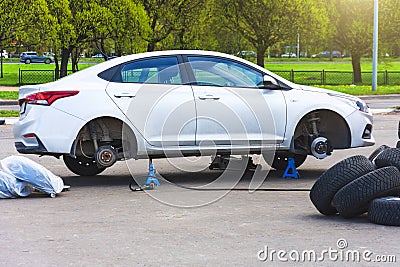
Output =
[
  {"x1": 0, "y1": 91, "x2": 18, "y2": 99},
  {"x1": 266, "y1": 59, "x2": 400, "y2": 72},
  {"x1": 315, "y1": 85, "x2": 400, "y2": 95},
  {"x1": 0, "y1": 110, "x2": 19, "y2": 117},
  {"x1": 0, "y1": 62, "x2": 95, "y2": 86}
]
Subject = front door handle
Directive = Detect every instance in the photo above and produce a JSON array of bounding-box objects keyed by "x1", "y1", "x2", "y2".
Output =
[
  {"x1": 198, "y1": 94, "x2": 220, "y2": 100},
  {"x1": 114, "y1": 92, "x2": 136, "y2": 98}
]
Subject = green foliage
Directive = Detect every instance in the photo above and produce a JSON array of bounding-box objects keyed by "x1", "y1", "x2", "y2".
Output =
[
  {"x1": 317, "y1": 85, "x2": 400, "y2": 96},
  {"x1": 0, "y1": 110, "x2": 19, "y2": 117},
  {"x1": 1, "y1": 0, "x2": 400, "y2": 78},
  {"x1": 0, "y1": 91, "x2": 18, "y2": 100}
]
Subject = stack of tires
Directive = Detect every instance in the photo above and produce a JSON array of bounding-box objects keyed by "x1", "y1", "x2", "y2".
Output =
[{"x1": 310, "y1": 145, "x2": 400, "y2": 226}]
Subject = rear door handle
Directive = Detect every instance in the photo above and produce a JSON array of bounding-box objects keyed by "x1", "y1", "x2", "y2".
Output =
[
  {"x1": 114, "y1": 92, "x2": 136, "y2": 98},
  {"x1": 198, "y1": 94, "x2": 220, "y2": 100}
]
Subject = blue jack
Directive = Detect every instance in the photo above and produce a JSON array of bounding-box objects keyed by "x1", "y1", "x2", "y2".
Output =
[
  {"x1": 129, "y1": 159, "x2": 160, "y2": 191},
  {"x1": 282, "y1": 158, "x2": 299, "y2": 179},
  {"x1": 145, "y1": 160, "x2": 160, "y2": 186}
]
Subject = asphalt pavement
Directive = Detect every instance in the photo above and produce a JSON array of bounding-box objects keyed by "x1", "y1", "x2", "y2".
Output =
[{"x1": 0, "y1": 113, "x2": 399, "y2": 266}]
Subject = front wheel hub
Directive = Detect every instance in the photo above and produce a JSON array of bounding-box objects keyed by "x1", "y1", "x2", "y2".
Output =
[{"x1": 311, "y1": 137, "x2": 329, "y2": 159}]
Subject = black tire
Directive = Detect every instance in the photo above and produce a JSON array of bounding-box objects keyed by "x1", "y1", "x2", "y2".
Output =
[
  {"x1": 368, "y1": 144, "x2": 390, "y2": 162},
  {"x1": 310, "y1": 155, "x2": 374, "y2": 215},
  {"x1": 25, "y1": 58, "x2": 31, "y2": 64},
  {"x1": 63, "y1": 155, "x2": 106, "y2": 176},
  {"x1": 333, "y1": 166, "x2": 400, "y2": 218},
  {"x1": 368, "y1": 196, "x2": 400, "y2": 226},
  {"x1": 375, "y1": 148, "x2": 400, "y2": 170},
  {"x1": 398, "y1": 120, "x2": 400, "y2": 139},
  {"x1": 44, "y1": 58, "x2": 51, "y2": 64},
  {"x1": 397, "y1": 141, "x2": 400, "y2": 148},
  {"x1": 270, "y1": 153, "x2": 307, "y2": 170}
]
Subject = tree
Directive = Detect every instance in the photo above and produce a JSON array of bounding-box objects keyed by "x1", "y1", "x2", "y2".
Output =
[
  {"x1": 138, "y1": 0, "x2": 206, "y2": 52},
  {"x1": 334, "y1": 0, "x2": 374, "y2": 84},
  {"x1": 212, "y1": 0, "x2": 330, "y2": 67},
  {"x1": 91, "y1": 0, "x2": 148, "y2": 59},
  {"x1": 0, "y1": 0, "x2": 52, "y2": 77},
  {"x1": 379, "y1": 0, "x2": 400, "y2": 57}
]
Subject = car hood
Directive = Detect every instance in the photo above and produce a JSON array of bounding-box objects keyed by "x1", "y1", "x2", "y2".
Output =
[{"x1": 299, "y1": 85, "x2": 361, "y2": 101}]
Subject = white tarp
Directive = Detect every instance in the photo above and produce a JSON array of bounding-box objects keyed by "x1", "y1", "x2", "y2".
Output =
[
  {"x1": 0, "y1": 156, "x2": 64, "y2": 198},
  {"x1": 0, "y1": 170, "x2": 33, "y2": 198}
]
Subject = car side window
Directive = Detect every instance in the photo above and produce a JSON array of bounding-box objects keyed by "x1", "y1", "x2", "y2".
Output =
[
  {"x1": 187, "y1": 56, "x2": 263, "y2": 88},
  {"x1": 119, "y1": 57, "x2": 182, "y2": 84}
]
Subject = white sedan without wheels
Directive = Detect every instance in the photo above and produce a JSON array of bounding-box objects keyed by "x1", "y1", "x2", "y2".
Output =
[{"x1": 13, "y1": 50, "x2": 374, "y2": 176}]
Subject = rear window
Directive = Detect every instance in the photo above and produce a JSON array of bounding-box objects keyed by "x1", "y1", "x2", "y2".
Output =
[{"x1": 98, "y1": 56, "x2": 182, "y2": 85}]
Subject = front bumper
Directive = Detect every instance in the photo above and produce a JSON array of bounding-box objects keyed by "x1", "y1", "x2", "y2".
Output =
[{"x1": 346, "y1": 110, "x2": 375, "y2": 148}]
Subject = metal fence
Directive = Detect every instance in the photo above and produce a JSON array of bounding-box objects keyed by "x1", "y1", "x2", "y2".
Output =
[
  {"x1": 18, "y1": 69, "x2": 74, "y2": 85},
  {"x1": 271, "y1": 70, "x2": 400, "y2": 85},
  {"x1": 19, "y1": 68, "x2": 400, "y2": 86}
]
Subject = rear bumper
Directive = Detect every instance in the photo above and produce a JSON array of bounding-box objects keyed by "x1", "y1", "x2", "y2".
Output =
[
  {"x1": 13, "y1": 105, "x2": 85, "y2": 155},
  {"x1": 15, "y1": 138, "x2": 48, "y2": 154}
]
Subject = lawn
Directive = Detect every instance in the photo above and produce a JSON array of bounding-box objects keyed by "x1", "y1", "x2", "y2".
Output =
[
  {"x1": 0, "y1": 62, "x2": 96, "y2": 86},
  {"x1": 265, "y1": 58, "x2": 400, "y2": 72},
  {"x1": 0, "y1": 110, "x2": 19, "y2": 117},
  {"x1": 0, "y1": 91, "x2": 18, "y2": 99}
]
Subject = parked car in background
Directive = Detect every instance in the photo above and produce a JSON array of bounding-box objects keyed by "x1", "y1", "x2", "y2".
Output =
[
  {"x1": 20, "y1": 51, "x2": 54, "y2": 64},
  {"x1": 311, "y1": 51, "x2": 342, "y2": 58},
  {"x1": 1, "y1": 50, "x2": 8, "y2": 58},
  {"x1": 91, "y1": 53, "x2": 104, "y2": 58},
  {"x1": 237, "y1": 51, "x2": 256, "y2": 58},
  {"x1": 281, "y1": 52, "x2": 297, "y2": 58},
  {"x1": 14, "y1": 50, "x2": 374, "y2": 176}
]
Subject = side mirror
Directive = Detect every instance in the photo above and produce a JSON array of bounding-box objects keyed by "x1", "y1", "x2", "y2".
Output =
[{"x1": 262, "y1": 75, "x2": 280, "y2": 89}]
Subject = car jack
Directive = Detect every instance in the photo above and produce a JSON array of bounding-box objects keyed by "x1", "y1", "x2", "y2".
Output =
[
  {"x1": 129, "y1": 159, "x2": 160, "y2": 191},
  {"x1": 282, "y1": 158, "x2": 300, "y2": 179}
]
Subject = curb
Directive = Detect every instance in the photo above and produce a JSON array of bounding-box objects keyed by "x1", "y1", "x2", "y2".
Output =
[
  {"x1": 0, "y1": 100, "x2": 18, "y2": 105},
  {"x1": 358, "y1": 94, "x2": 400, "y2": 100},
  {"x1": 0, "y1": 118, "x2": 18, "y2": 125}
]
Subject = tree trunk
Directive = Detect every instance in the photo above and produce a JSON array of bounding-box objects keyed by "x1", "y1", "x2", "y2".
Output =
[
  {"x1": 147, "y1": 41, "x2": 156, "y2": 52},
  {"x1": 60, "y1": 47, "x2": 72, "y2": 78},
  {"x1": 71, "y1": 48, "x2": 80, "y2": 72},
  {"x1": 256, "y1": 47, "x2": 267, "y2": 68},
  {"x1": 54, "y1": 55, "x2": 60, "y2": 80},
  {"x1": 351, "y1": 54, "x2": 362, "y2": 84}
]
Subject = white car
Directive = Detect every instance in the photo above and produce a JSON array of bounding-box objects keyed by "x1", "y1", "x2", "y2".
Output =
[
  {"x1": 14, "y1": 50, "x2": 374, "y2": 176},
  {"x1": 1, "y1": 50, "x2": 8, "y2": 58}
]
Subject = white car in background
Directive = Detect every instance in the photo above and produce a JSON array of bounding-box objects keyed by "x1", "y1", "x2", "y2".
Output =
[
  {"x1": 14, "y1": 50, "x2": 374, "y2": 176},
  {"x1": 1, "y1": 50, "x2": 8, "y2": 58}
]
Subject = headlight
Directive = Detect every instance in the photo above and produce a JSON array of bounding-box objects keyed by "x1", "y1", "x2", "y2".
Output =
[{"x1": 329, "y1": 93, "x2": 370, "y2": 113}]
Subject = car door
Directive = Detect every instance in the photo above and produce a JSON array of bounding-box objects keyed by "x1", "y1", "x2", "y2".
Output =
[
  {"x1": 185, "y1": 55, "x2": 287, "y2": 150},
  {"x1": 105, "y1": 56, "x2": 197, "y2": 147}
]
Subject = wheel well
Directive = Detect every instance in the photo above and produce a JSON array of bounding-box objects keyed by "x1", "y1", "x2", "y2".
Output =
[
  {"x1": 293, "y1": 110, "x2": 351, "y2": 153},
  {"x1": 72, "y1": 117, "x2": 137, "y2": 159}
]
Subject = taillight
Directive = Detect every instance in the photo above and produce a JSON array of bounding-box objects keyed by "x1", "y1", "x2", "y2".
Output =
[{"x1": 24, "y1": 91, "x2": 79, "y2": 106}]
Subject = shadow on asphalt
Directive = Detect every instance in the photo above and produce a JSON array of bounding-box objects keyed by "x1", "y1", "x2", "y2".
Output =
[{"x1": 62, "y1": 168, "x2": 325, "y2": 188}]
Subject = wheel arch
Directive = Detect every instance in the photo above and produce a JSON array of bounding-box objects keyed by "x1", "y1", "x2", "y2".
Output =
[
  {"x1": 70, "y1": 116, "x2": 139, "y2": 160},
  {"x1": 290, "y1": 109, "x2": 351, "y2": 153}
]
